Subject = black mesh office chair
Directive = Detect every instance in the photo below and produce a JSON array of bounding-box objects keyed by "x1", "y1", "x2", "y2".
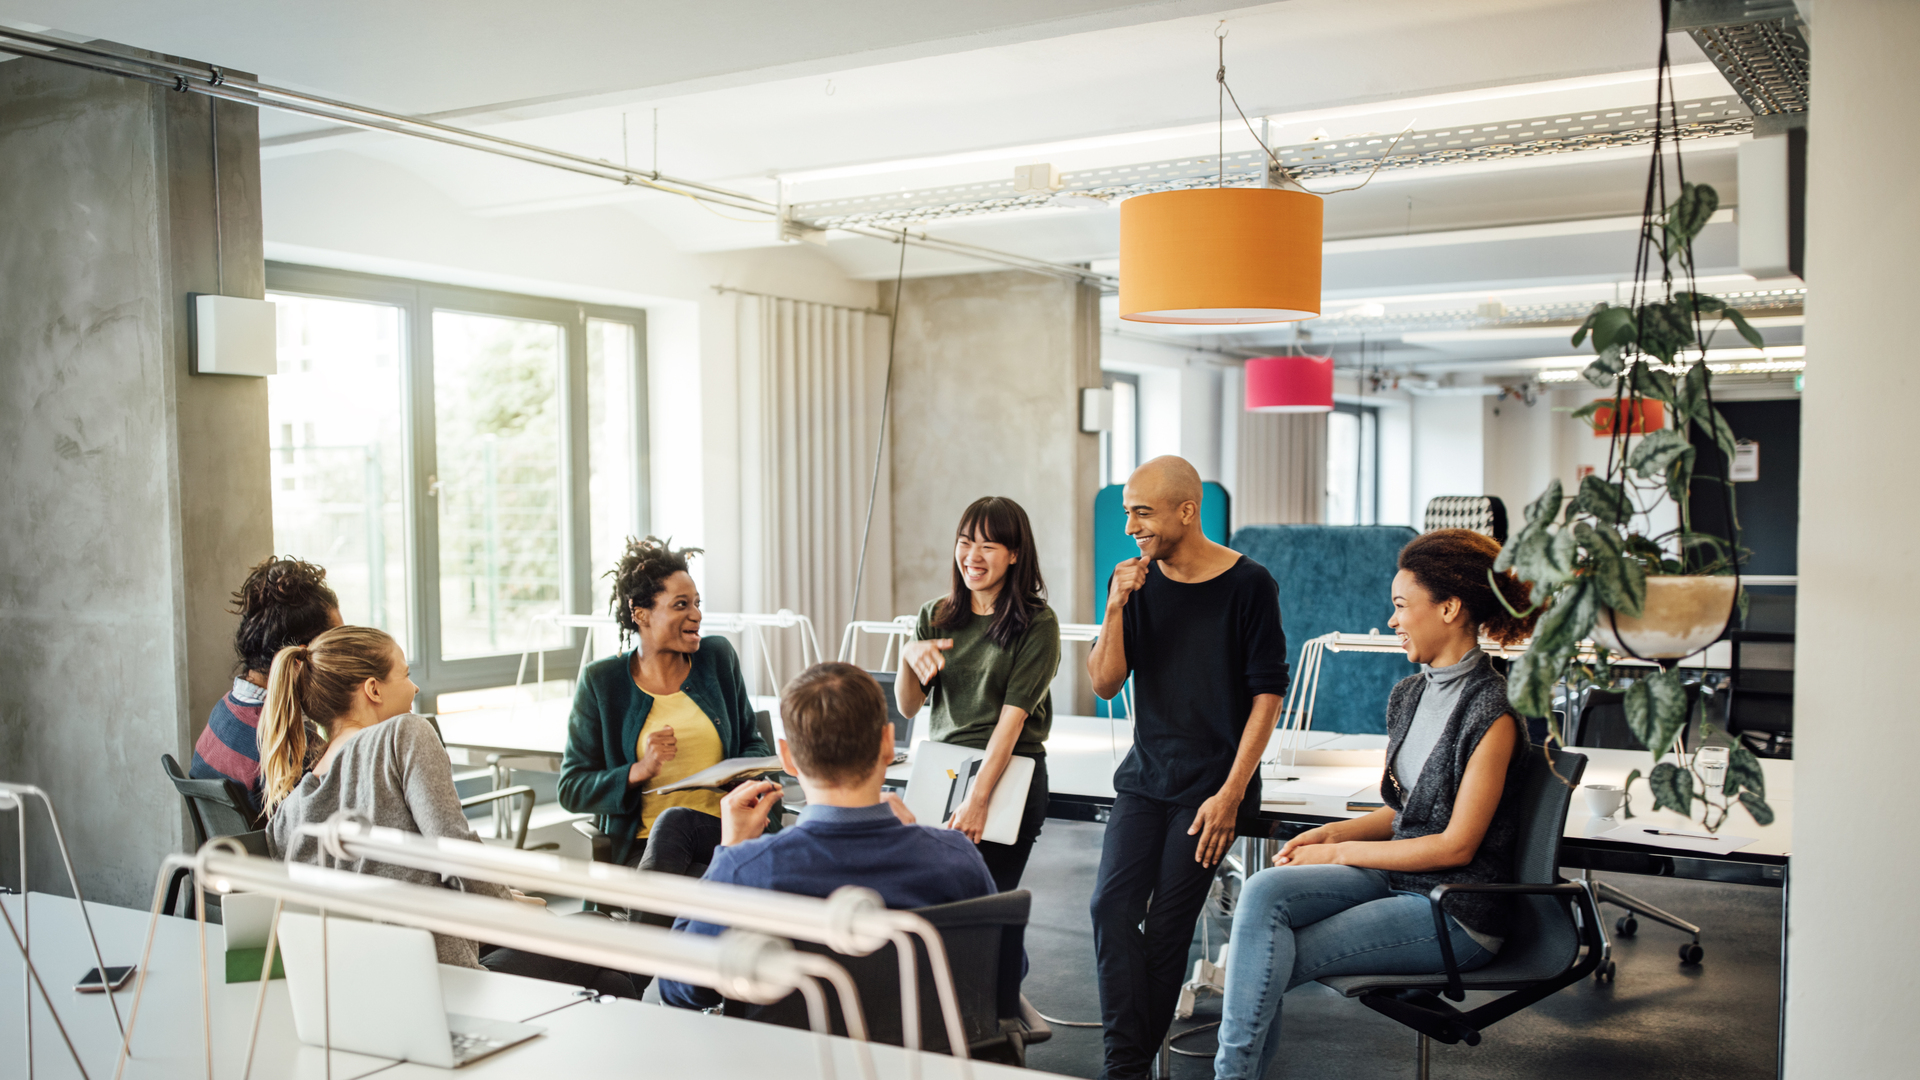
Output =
[
  {"x1": 1568, "y1": 687, "x2": 1708, "y2": 970},
  {"x1": 160, "y1": 753, "x2": 266, "y2": 916},
  {"x1": 723, "y1": 890, "x2": 1050, "y2": 1066},
  {"x1": 1315, "y1": 747, "x2": 1602, "y2": 1079}
]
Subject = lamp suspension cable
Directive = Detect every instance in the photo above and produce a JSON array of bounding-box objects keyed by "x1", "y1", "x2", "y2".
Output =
[
  {"x1": 0, "y1": 26, "x2": 1106, "y2": 286},
  {"x1": 850, "y1": 231, "x2": 910, "y2": 628}
]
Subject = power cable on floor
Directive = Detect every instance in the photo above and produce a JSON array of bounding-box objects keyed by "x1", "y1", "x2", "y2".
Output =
[
  {"x1": 1036, "y1": 1011, "x2": 1103, "y2": 1028},
  {"x1": 1168, "y1": 1020, "x2": 1222, "y2": 1057}
]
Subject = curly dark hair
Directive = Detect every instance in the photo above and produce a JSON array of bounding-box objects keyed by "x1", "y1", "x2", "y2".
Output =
[
  {"x1": 231, "y1": 556, "x2": 340, "y2": 675},
  {"x1": 609, "y1": 536, "x2": 704, "y2": 638},
  {"x1": 1397, "y1": 529, "x2": 1538, "y2": 646}
]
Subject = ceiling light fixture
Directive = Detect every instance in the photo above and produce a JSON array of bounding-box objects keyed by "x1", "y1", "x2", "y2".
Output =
[
  {"x1": 1118, "y1": 28, "x2": 1322, "y2": 325},
  {"x1": 1245, "y1": 354, "x2": 1335, "y2": 412}
]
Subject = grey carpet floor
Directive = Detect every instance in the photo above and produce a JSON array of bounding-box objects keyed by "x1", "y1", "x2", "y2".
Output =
[{"x1": 1017, "y1": 820, "x2": 1782, "y2": 1080}]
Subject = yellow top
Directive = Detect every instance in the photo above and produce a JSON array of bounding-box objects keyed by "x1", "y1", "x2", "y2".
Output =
[{"x1": 635, "y1": 691, "x2": 724, "y2": 838}]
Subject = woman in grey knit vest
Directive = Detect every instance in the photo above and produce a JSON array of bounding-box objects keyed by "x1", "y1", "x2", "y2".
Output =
[{"x1": 1213, "y1": 530, "x2": 1539, "y2": 1080}]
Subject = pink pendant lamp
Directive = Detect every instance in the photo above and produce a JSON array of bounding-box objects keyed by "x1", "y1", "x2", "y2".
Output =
[{"x1": 1245, "y1": 355, "x2": 1334, "y2": 412}]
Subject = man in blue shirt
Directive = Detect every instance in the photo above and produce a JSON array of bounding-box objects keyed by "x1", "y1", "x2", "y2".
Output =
[{"x1": 660, "y1": 662, "x2": 998, "y2": 1010}]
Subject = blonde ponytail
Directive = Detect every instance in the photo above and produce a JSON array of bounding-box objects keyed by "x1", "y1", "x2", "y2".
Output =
[
  {"x1": 259, "y1": 625, "x2": 401, "y2": 812},
  {"x1": 260, "y1": 645, "x2": 314, "y2": 812}
]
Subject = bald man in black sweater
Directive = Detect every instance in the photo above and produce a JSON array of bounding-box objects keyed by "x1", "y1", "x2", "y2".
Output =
[{"x1": 1086, "y1": 456, "x2": 1290, "y2": 1080}]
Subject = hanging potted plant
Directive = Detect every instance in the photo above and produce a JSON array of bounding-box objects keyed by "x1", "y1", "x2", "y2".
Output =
[{"x1": 1495, "y1": 12, "x2": 1773, "y2": 833}]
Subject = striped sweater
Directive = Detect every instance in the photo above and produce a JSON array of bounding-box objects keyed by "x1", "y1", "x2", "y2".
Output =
[{"x1": 189, "y1": 677, "x2": 271, "y2": 818}]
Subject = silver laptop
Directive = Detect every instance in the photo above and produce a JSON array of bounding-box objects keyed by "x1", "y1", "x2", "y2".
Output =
[{"x1": 276, "y1": 912, "x2": 544, "y2": 1068}]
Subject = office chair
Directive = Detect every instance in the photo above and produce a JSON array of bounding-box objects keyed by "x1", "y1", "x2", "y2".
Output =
[
  {"x1": 723, "y1": 890, "x2": 1051, "y2": 1066},
  {"x1": 159, "y1": 753, "x2": 266, "y2": 917},
  {"x1": 1726, "y1": 628, "x2": 1794, "y2": 758},
  {"x1": 1568, "y1": 687, "x2": 1708, "y2": 972},
  {"x1": 1315, "y1": 747, "x2": 1602, "y2": 1079},
  {"x1": 1421, "y1": 495, "x2": 1509, "y2": 544}
]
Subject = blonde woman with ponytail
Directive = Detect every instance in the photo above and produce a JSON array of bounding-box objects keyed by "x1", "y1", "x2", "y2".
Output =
[{"x1": 262, "y1": 626, "x2": 513, "y2": 967}]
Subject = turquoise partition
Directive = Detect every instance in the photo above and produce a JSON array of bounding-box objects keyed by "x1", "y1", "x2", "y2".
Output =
[
  {"x1": 1090, "y1": 481, "x2": 1231, "y2": 718},
  {"x1": 1228, "y1": 524, "x2": 1420, "y2": 734}
]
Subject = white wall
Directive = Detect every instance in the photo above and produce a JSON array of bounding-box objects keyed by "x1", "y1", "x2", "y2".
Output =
[
  {"x1": 1099, "y1": 332, "x2": 1225, "y2": 483},
  {"x1": 260, "y1": 149, "x2": 877, "y2": 619},
  {"x1": 1410, "y1": 393, "x2": 1486, "y2": 525},
  {"x1": 1785, "y1": 2, "x2": 1920, "y2": 1074}
]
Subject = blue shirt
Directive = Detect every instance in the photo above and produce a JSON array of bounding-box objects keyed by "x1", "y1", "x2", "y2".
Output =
[{"x1": 658, "y1": 802, "x2": 998, "y2": 1009}]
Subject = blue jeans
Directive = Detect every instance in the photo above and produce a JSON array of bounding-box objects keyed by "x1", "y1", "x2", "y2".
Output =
[{"x1": 1213, "y1": 865, "x2": 1493, "y2": 1080}]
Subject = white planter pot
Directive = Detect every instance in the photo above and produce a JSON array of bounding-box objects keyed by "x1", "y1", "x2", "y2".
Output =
[{"x1": 1590, "y1": 576, "x2": 1738, "y2": 659}]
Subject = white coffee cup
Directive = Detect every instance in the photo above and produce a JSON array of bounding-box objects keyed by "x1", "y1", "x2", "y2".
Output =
[{"x1": 1583, "y1": 784, "x2": 1627, "y2": 819}]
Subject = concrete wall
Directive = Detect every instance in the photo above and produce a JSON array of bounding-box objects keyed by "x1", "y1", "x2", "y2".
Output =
[
  {"x1": 1785, "y1": 2, "x2": 1920, "y2": 1074},
  {"x1": 1409, "y1": 393, "x2": 1486, "y2": 523},
  {"x1": 0, "y1": 52, "x2": 271, "y2": 904},
  {"x1": 888, "y1": 271, "x2": 1102, "y2": 712}
]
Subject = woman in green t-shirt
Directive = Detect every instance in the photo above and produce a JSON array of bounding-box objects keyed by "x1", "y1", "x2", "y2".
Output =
[{"x1": 896, "y1": 496, "x2": 1061, "y2": 891}]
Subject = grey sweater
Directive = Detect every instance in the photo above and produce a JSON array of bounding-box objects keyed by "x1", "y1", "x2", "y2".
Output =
[
  {"x1": 266, "y1": 713, "x2": 510, "y2": 967},
  {"x1": 1381, "y1": 653, "x2": 1528, "y2": 942}
]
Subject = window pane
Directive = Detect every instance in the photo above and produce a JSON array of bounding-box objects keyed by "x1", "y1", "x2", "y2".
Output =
[
  {"x1": 586, "y1": 319, "x2": 637, "y2": 647},
  {"x1": 1326, "y1": 409, "x2": 1360, "y2": 525},
  {"x1": 1109, "y1": 380, "x2": 1138, "y2": 485},
  {"x1": 265, "y1": 294, "x2": 411, "y2": 646},
  {"x1": 432, "y1": 311, "x2": 564, "y2": 659}
]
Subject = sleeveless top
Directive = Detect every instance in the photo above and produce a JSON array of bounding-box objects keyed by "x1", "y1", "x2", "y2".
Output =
[{"x1": 1380, "y1": 653, "x2": 1527, "y2": 940}]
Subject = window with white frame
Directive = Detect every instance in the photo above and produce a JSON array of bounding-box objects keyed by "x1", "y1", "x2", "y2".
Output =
[
  {"x1": 1326, "y1": 401, "x2": 1380, "y2": 525},
  {"x1": 265, "y1": 265, "x2": 647, "y2": 707},
  {"x1": 1101, "y1": 371, "x2": 1140, "y2": 488}
]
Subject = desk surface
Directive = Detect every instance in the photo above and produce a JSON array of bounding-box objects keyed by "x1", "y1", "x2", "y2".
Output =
[{"x1": 1, "y1": 893, "x2": 1057, "y2": 1080}]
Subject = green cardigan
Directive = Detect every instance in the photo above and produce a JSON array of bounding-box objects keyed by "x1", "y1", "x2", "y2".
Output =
[{"x1": 558, "y1": 636, "x2": 771, "y2": 866}]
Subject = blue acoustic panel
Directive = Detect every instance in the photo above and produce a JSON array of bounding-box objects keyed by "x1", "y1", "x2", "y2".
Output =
[
  {"x1": 1091, "y1": 482, "x2": 1231, "y2": 718},
  {"x1": 1228, "y1": 524, "x2": 1420, "y2": 734}
]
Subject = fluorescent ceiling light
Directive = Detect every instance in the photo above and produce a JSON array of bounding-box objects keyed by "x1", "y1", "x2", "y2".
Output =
[
  {"x1": 1537, "y1": 346, "x2": 1807, "y2": 382},
  {"x1": 776, "y1": 64, "x2": 1720, "y2": 184}
]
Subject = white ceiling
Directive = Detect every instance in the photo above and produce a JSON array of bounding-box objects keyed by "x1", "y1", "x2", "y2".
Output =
[{"x1": 3, "y1": 0, "x2": 1789, "y2": 373}]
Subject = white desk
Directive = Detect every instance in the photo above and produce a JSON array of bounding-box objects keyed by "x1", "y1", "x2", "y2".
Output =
[
  {"x1": 0, "y1": 893, "x2": 596, "y2": 1079},
  {"x1": 371, "y1": 989, "x2": 1042, "y2": 1080},
  {"x1": 2, "y1": 894, "x2": 1066, "y2": 1080}
]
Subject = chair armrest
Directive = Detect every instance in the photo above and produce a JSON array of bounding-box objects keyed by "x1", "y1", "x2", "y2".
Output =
[
  {"x1": 1425, "y1": 882, "x2": 1604, "y2": 1002},
  {"x1": 1016, "y1": 994, "x2": 1052, "y2": 1044},
  {"x1": 570, "y1": 818, "x2": 612, "y2": 862},
  {"x1": 459, "y1": 784, "x2": 536, "y2": 849}
]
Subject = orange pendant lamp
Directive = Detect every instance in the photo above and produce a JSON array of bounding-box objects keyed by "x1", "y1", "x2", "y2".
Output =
[{"x1": 1119, "y1": 186, "x2": 1324, "y2": 324}]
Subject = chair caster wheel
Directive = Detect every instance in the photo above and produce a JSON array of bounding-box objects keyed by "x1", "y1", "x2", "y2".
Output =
[
  {"x1": 1678, "y1": 943, "x2": 1703, "y2": 965},
  {"x1": 1594, "y1": 959, "x2": 1616, "y2": 983},
  {"x1": 1614, "y1": 916, "x2": 1638, "y2": 938}
]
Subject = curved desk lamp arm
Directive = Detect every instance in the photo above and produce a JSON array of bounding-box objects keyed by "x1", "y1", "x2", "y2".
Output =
[{"x1": 1, "y1": 781, "x2": 127, "y2": 1042}]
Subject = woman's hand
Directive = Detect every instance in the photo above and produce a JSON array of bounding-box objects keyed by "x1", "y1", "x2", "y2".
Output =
[
  {"x1": 628, "y1": 725, "x2": 677, "y2": 786},
  {"x1": 902, "y1": 639, "x2": 953, "y2": 688},
  {"x1": 946, "y1": 795, "x2": 989, "y2": 843},
  {"x1": 719, "y1": 780, "x2": 783, "y2": 846},
  {"x1": 1274, "y1": 825, "x2": 1337, "y2": 866},
  {"x1": 882, "y1": 791, "x2": 916, "y2": 825}
]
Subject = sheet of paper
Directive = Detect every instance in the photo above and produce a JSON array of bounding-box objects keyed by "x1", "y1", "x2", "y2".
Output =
[
  {"x1": 1258, "y1": 764, "x2": 1380, "y2": 800},
  {"x1": 1595, "y1": 823, "x2": 1756, "y2": 854}
]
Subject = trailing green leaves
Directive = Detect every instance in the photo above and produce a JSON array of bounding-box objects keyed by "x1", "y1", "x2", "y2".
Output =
[
  {"x1": 1627, "y1": 427, "x2": 1697, "y2": 505},
  {"x1": 1507, "y1": 578, "x2": 1598, "y2": 718},
  {"x1": 1622, "y1": 768, "x2": 1641, "y2": 819},
  {"x1": 1582, "y1": 344, "x2": 1625, "y2": 388},
  {"x1": 1571, "y1": 473, "x2": 1632, "y2": 526},
  {"x1": 1723, "y1": 740, "x2": 1774, "y2": 824},
  {"x1": 1647, "y1": 761, "x2": 1693, "y2": 816},
  {"x1": 1624, "y1": 669, "x2": 1690, "y2": 755},
  {"x1": 1738, "y1": 790, "x2": 1775, "y2": 826},
  {"x1": 1723, "y1": 306, "x2": 1764, "y2": 348},
  {"x1": 1577, "y1": 523, "x2": 1646, "y2": 618},
  {"x1": 1572, "y1": 304, "x2": 1637, "y2": 351},
  {"x1": 1664, "y1": 182, "x2": 1718, "y2": 249}
]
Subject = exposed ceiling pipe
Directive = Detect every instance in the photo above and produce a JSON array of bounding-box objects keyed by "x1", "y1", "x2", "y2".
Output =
[{"x1": 0, "y1": 26, "x2": 1115, "y2": 288}]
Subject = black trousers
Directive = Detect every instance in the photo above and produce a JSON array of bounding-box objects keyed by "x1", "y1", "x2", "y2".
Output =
[
  {"x1": 1088, "y1": 792, "x2": 1219, "y2": 1080},
  {"x1": 975, "y1": 753, "x2": 1049, "y2": 892},
  {"x1": 479, "y1": 911, "x2": 643, "y2": 998}
]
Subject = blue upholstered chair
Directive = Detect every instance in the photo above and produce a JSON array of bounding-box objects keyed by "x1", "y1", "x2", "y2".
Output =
[{"x1": 1227, "y1": 524, "x2": 1418, "y2": 734}]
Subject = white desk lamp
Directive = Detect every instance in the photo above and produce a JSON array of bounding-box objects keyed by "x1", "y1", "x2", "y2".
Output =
[
  {"x1": 2, "y1": 780, "x2": 127, "y2": 1080},
  {"x1": 114, "y1": 843, "x2": 868, "y2": 1080},
  {"x1": 295, "y1": 815, "x2": 971, "y2": 1056}
]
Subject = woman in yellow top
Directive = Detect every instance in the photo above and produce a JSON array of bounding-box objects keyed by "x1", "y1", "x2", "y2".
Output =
[{"x1": 559, "y1": 537, "x2": 772, "y2": 918}]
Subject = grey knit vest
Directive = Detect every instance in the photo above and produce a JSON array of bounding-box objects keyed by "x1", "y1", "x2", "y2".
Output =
[{"x1": 1380, "y1": 652, "x2": 1527, "y2": 939}]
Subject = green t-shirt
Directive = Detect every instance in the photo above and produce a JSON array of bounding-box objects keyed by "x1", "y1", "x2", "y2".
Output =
[{"x1": 912, "y1": 598, "x2": 1061, "y2": 754}]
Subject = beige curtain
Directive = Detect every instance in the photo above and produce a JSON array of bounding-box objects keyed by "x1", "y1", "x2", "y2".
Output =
[
  {"x1": 1225, "y1": 362, "x2": 1327, "y2": 528},
  {"x1": 736, "y1": 295, "x2": 894, "y2": 694}
]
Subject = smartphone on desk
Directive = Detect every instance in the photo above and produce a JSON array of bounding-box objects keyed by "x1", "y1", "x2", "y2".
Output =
[{"x1": 76, "y1": 965, "x2": 137, "y2": 993}]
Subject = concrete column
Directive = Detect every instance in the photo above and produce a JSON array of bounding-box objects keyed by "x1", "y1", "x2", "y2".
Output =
[
  {"x1": 0, "y1": 49, "x2": 271, "y2": 904},
  {"x1": 1784, "y1": 3, "x2": 1920, "y2": 1075},
  {"x1": 888, "y1": 270, "x2": 1102, "y2": 713}
]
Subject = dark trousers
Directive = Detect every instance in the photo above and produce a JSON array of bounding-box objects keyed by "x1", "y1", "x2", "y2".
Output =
[
  {"x1": 1089, "y1": 792, "x2": 1219, "y2": 1080},
  {"x1": 631, "y1": 807, "x2": 723, "y2": 929},
  {"x1": 480, "y1": 911, "x2": 643, "y2": 998},
  {"x1": 976, "y1": 753, "x2": 1049, "y2": 893}
]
